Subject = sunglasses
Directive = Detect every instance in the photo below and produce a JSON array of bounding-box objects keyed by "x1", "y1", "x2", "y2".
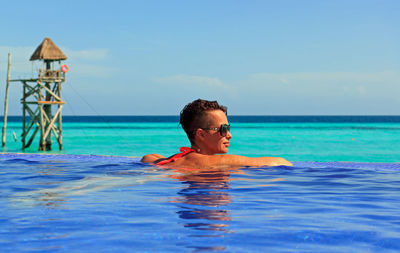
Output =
[{"x1": 201, "y1": 124, "x2": 231, "y2": 137}]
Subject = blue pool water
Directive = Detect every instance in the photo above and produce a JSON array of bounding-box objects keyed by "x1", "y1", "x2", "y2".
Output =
[{"x1": 1, "y1": 153, "x2": 399, "y2": 252}]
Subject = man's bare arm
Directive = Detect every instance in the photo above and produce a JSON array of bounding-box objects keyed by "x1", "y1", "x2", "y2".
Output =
[{"x1": 188, "y1": 154, "x2": 292, "y2": 168}]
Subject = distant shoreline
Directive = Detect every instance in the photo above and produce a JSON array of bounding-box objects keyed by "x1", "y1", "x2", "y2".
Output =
[{"x1": 2, "y1": 115, "x2": 400, "y2": 123}]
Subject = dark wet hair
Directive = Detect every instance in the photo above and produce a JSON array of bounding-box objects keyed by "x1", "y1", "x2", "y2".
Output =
[{"x1": 180, "y1": 99, "x2": 227, "y2": 144}]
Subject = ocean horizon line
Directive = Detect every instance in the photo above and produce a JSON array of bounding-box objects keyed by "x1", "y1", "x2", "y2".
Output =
[{"x1": 1, "y1": 115, "x2": 400, "y2": 123}]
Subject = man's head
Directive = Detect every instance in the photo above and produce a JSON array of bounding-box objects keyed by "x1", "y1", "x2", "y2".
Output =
[{"x1": 180, "y1": 99, "x2": 228, "y2": 145}]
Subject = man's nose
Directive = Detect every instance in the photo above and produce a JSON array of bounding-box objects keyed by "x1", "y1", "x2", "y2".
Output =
[{"x1": 226, "y1": 130, "x2": 232, "y2": 139}]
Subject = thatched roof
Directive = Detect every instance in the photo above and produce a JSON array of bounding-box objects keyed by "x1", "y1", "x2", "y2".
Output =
[{"x1": 30, "y1": 37, "x2": 67, "y2": 61}]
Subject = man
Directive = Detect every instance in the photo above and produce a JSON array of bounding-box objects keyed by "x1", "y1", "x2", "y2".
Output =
[{"x1": 141, "y1": 99, "x2": 292, "y2": 168}]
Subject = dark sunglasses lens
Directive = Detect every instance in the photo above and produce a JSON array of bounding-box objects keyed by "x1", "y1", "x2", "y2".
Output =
[{"x1": 220, "y1": 124, "x2": 230, "y2": 136}]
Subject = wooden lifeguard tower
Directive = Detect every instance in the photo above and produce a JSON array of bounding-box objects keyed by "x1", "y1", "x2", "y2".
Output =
[{"x1": 2, "y1": 37, "x2": 68, "y2": 151}]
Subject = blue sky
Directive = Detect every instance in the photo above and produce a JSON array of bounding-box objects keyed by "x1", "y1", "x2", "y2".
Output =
[{"x1": 0, "y1": 0, "x2": 399, "y2": 115}]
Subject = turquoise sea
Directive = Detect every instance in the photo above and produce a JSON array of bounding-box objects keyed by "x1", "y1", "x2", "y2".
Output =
[{"x1": 2, "y1": 116, "x2": 400, "y2": 162}]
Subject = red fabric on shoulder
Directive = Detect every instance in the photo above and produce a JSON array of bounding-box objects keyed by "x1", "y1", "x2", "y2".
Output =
[{"x1": 155, "y1": 147, "x2": 196, "y2": 165}]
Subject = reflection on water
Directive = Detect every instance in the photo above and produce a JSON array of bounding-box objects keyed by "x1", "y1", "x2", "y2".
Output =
[
  {"x1": 172, "y1": 168, "x2": 233, "y2": 225},
  {"x1": 170, "y1": 167, "x2": 236, "y2": 251},
  {"x1": 169, "y1": 166, "x2": 285, "y2": 251},
  {"x1": 9, "y1": 160, "x2": 160, "y2": 209}
]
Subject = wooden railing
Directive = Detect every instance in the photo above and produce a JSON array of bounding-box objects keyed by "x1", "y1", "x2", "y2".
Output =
[{"x1": 38, "y1": 69, "x2": 65, "y2": 81}]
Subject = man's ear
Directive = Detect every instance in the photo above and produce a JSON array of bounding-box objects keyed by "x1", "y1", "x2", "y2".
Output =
[{"x1": 195, "y1": 128, "x2": 206, "y2": 140}]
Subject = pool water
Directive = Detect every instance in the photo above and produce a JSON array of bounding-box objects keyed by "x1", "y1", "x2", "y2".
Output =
[{"x1": 1, "y1": 154, "x2": 399, "y2": 252}]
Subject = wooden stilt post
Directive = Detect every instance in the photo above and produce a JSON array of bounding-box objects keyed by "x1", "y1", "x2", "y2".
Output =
[
  {"x1": 2, "y1": 53, "x2": 11, "y2": 147},
  {"x1": 39, "y1": 104, "x2": 45, "y2": 151},
  {"x1": 57, "y1": 82, "x2": 63, "y2": 150},
  {"x1": 43, "y1": 61, "x2": 52, "y2": 150},
  {"x1": 22, "y1": 83, "x2": 26, "y2": 148}
]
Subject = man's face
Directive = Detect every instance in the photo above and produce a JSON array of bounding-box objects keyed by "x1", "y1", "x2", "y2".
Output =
[{"x1": 199, "y1": 110, "x2": 232, "y2": 155}]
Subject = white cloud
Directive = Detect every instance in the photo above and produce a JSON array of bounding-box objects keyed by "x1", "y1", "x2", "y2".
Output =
[
  {"x1": 0, "y1": 46, "x2": 37, "y2": 74},
  {"x1": 155, "y1": 74, "x2": 228, "y2": 89},
  {"x1": 222, "y1": 71, "x2": 400, "y2": 115},
  {"x1": 68, "y1": 63, "x2": 117, "y2": 78},
  {"x1": 62, "y1": 48, "x2": 109, "y2": 61},
  {"x1": 249, "y1": 71, "x2": 400, "y2": 84},
  {"x1": 0, "y1": 46, "x2": 114, "y2": 78},
  {"x1": 0, "y1": 46, "x2": 109, "y2": 62},
  {"x1": 0, "y1": 46, "x2": 35, "y2": 61},
  {"x1": 239, "y1": 71, "x2": 400, "y2": 98},
  {"x1": 152, "y1": 71, "x2": 400, "y2": 100},
  {"x1": 358, "y1": 85, "x2": 366, "y2": 96}
]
